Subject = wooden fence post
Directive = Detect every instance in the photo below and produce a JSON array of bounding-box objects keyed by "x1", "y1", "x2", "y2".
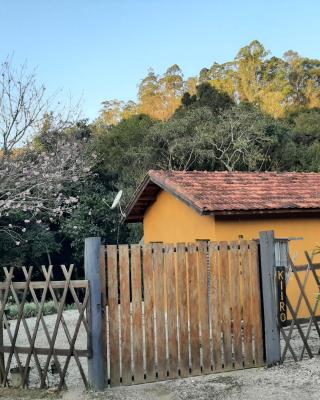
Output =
[
  {"x1": 259, "y1": 231, "x2": 281, "y2": 366},
  {"x1": 84, "y1": 237, "x2": 107, "y2": 390}
]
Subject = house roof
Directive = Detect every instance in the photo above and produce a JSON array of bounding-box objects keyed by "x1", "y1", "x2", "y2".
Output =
[{"x1": 125, "y1": 170, "x2": 320, "y2": 222}]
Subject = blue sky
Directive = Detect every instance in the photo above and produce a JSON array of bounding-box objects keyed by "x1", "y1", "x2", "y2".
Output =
[{"x1": 1, "y1": 0, "x2": 320, "y2": 120}]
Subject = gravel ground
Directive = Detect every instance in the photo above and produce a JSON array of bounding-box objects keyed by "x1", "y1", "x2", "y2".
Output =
[
  {"x1": 3, "y1": 311, "x2": 320, "y2": 399},
  {"x1": 1, "y1": 358, "x2": 320, "y2": 400},
  {"x1": 2, "y1": 309, "x2": 87, "y2": 390},
  {"x1": 84, "y1": 358, "x2": 320, "y2": 400}
]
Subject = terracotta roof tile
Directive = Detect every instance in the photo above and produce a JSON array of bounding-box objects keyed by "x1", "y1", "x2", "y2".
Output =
[{"x1": 148, "y1": 170, "x2": 320, "y2": 212}]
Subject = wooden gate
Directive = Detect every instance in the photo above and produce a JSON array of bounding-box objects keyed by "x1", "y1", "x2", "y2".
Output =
[
  {"x1": 0, "y1": 265, "x2": 90, "y2": 389},
  {"x1": 104, "y1": 240, "x2": 264, "y2": 387}
]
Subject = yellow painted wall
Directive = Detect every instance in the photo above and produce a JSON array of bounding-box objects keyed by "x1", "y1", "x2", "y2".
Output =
[
  {"x1": 144, "y1": 190, "x2": 215, "y2": 243},
  {"x1": 215, "y1": 217, "x2": 320, "y2": 318},
  {"x1": 143, "y1": 189, "x2": 320, "y2": 318},
  {"x1": 215, "y1": 217, "x2": 320, "y2": 264}
]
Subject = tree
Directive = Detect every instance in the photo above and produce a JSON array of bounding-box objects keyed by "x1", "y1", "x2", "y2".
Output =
[
  {"x1": 209, "y1": 62, "x2": 237, "y2": 99},
  {"x1": 0, "y1": 137, "x2": 94, "y2": 247},
  {"x1": 235, "y1": 40, "x2": 269, "y2": 104},
  {"x1": 147, "y1": 107, "x2": 214, "y2": 170},
  {"x1": 61, "y1": 179, "x2": 131, "y2": 259},
  {"x1": 258, "y1": 56, "x2": 290, "y2": 118},
  {"x1": 138, "y1": 69, "x2": 163, "y2": 120},
  {"x1": 199, "y1": 105, "x2": 279, "y2": 171},
  {"x1": 0, "y1": 58, "x2": 48, "y2": 154},
  {"x1": 96, "y1": 114, "x2": 156, "y2": 188},
  {"x1": 100, "y1": 41, "x2": 320, "y2": 122},
  {"x1": 0, "y1": 210, "x2": 59, "y2": 266},
  {"x1": 176, "y1": 83, "x2": 233, "y2": 117},
  {"x1": 99, "y1": 99, "x2": 125, "y2": 127},
  {"x1": 159, "y1": 64, "x2": 184, "y2": 119}
]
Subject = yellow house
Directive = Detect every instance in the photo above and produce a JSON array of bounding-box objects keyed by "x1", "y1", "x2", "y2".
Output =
[{"x1": 126, "y1": 170, "x2": 320, "y2": 316}]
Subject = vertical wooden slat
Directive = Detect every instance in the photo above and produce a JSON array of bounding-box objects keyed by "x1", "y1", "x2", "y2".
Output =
[
  {"x1": 177, "y1": 243, "x2": 189, "y2": 377},
  {"x1": 219, "y1": 241, "x2": 233, "y2": 370},
  {"x1": 249, "y1": 240, "x2": 264, "y2": 366},
  {"x1": 187, "y1": 243, "x2": 200, "y2": 375},
  {"x1": 107, "y1": 245, "x2": 120, "y2": 386},
  {"x1": 210, "y1": 242, "x2": 222, "y2": 372},
  {"x1": 229, "y1": 241, "x2": 242, "y2": 368},
  {"x1": 165, "y1": 244, "x2": 178, "y2": 379},
  {"x1": 119, "y1": 245, "x2": 132, "y2": 385},
  {"x1": 143, "y1": 244, "x2": 155, "y2": 382},
  {"x1": 131, "y1": 245, "x2": 144, "y2": 384},
  {"x1": 197, "y1": 241, "x2": 211, "y2": 373},
  {"x1": 100, "y1": 245, "x2": 108, "y2": 385},
  {"x1": 240, "y1": 240, "x2": 253, "y2": 367},
  {"x1": 153, "y1": 243, "x2": 166, "y2": 380}
]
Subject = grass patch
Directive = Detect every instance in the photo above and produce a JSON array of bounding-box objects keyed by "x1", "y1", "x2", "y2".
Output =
[{"x1": 5, "y1": 301, "x2": 76, "y2": 320}]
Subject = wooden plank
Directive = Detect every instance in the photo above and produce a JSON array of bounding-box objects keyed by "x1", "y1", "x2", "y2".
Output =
[
  {"x1": 0, "y1": 346, "x2": 89, "y2": 357},
  {"x1": 197, "y1": 241, "x2": 211, "y2": 373},
  {"x1": 107, "y1": 245, "x2": 121, "y2": 386},
  {"x1": 143, "y1": 244, "x2": 156, "y2": 382},
  {"x1": 165, "y1": 244, "x2": 178, "y2": 379},
  {"x1": 131, "y1": 245, "x2": 144, "y2": 384},
  {"x1": 248, "y1": 241, "x2": 264, "y2": 366},
  {"x1": 119, "y1": 245, "x2": 132, "y2": 385},
  {"x1": 209, "y1": 242, "x2": 222, "y2": 372},
  {"x1": 176, "y1": 243, "x2": 189, "y2": 377},
  {"x1": 0, "y1": 280, "x2": 89, "y2": 290},
  {"x1": 229, "y1": 241, "x2": 242, "y2": 369},
  {"x1": 240, "y1": 240, "x2": 253, "y2": 367},
  {"x1": 100, "y1": 245, "x2": 108, "y2": 382},
  {"x1": 187, "y1": 243, "x2": 200, "y2": 375},
  {"x1": 153, "y1": 243, "x2": 166, "y2": 380},
  {"x1": 219, "y1": 241, "x2": 233, "y2": 370}
]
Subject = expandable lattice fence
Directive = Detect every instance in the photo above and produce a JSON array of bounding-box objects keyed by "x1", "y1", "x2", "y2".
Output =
[
  {"x1": 0, "y1": 265, "x2": 90, "y2": 389},
  {"x1": 280, "y1": 252, "x2": 320, "y2": 362}
]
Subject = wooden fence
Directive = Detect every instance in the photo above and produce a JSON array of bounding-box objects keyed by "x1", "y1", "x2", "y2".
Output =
[
  {"x1": 104, "y1": 240, "x2": 264, "y2": 387},
  {"x1": 279, "y1": 251, "x2": 320, "y2": 362},
  {"x1": 0, "y1": 265, "x2": 90, "y2": 389}
]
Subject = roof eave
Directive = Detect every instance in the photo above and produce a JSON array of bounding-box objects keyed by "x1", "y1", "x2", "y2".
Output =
[
  {"x1": 124, "y1": 174, "x2": 153, "y2": 223},
  {"x1": 211, "y1": 208, "x2": 320, "y2": 216},
  {"x1": 125, "y1": 171, "x2": 205, "y2": 223}
]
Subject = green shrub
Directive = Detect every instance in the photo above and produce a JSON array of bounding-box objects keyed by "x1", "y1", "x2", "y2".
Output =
[{"x1": 5, "y1": 301, "x2": 76, "y2": 319}]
